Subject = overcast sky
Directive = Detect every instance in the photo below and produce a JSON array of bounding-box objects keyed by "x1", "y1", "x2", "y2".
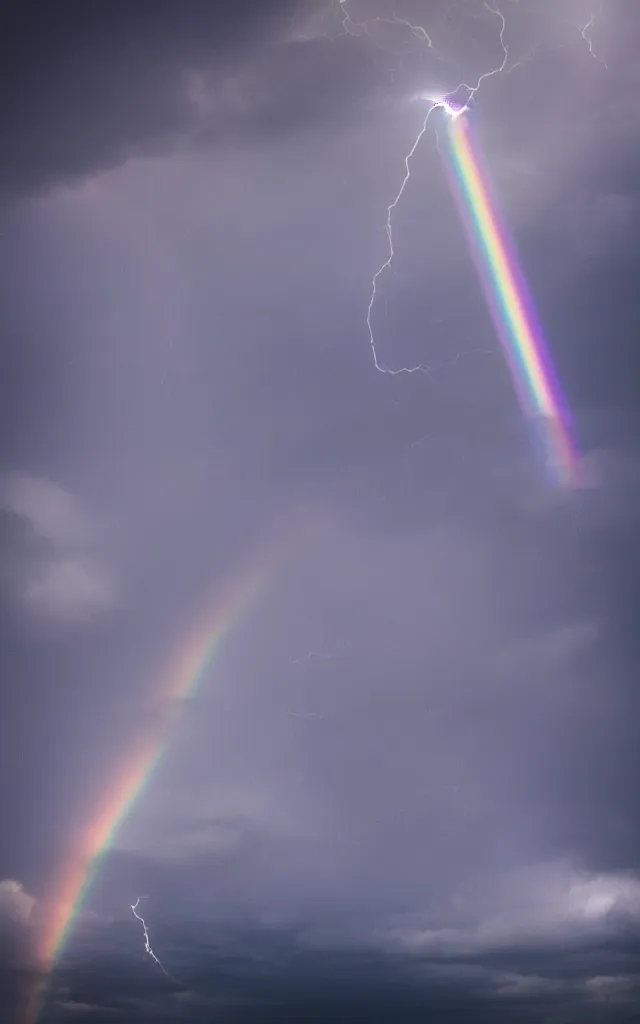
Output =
[{"x1": 2, "y1": 1, "x2": 640, "y2": 1021}]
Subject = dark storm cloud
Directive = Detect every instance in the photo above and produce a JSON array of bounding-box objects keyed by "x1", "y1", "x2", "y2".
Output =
[
  {"x1": 0, "y1": 0, "x2": 299, "y2": 194},
  {"x1": 0, "y1": 881, "x2": 38, "y2": 1024},
  {"x1": 41, "y1": 915, "x2": 640, "y2": 1021},
  {"x1": 0, "y1": 0, "x2": 393, "y2": 197},
  {"x1": 7, "y1": 0, "x2": 605, "y2": 201}
]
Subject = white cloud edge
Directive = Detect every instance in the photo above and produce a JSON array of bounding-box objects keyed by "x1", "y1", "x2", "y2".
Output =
[{"x1": 1, "y1": 471, "x2": 118, "y2": 621}]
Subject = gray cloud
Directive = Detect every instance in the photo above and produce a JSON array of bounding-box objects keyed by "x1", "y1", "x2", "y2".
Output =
[
  {"x1": 103, "y1": 513, "x2": 620, "y2": 932},
  {"x1": 0, "y1": 473, "x2": 117, "y2": 624},
  {"x1": 0, "y1": 880, "x2": 35, "y2": 929},
  {"x1": 0, "y1": 0, "x2": 312, "y2": 196},
  {"x1": 0, "y1": 879, "x2": 37, "y2": 977},
  {"x1": 2, "y1": 0, "x2": 631, "y2": 206},
  {"x1": 3, "y1": 2, "x2": 640, "y2": 1021},
  {"x1": 376, "y1": 860, "x2": 640, "y2": 956}
]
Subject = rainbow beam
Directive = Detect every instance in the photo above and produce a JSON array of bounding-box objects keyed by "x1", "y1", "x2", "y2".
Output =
[{"x1": 442, "y1": 108, "x2": 577, "y2": 486}]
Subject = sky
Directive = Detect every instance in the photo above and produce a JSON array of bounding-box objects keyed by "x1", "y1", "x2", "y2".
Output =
[{"x1": 1, "y1": 0, "x2": 640, "y2": 1020}]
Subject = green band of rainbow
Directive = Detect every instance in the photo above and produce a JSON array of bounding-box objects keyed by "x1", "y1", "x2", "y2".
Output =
[
  {"x1": 445, "y1": 114, "x2": 577, "y2": 485},
  {"x1": 28, "y1": 518, "x2": 314, "y2": 1021}
]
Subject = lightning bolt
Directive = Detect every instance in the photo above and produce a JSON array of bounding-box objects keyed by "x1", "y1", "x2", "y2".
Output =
[
  {"x1": 337, "y1": 0, "x2": 358, "y2": 37},
  {"x1": 365, "y1": 3, "x2": 509, "y2": 375},
  {"x1": 389, "y1": 13, "x2": 434, "y2": 48},
  {"x1": 335, "y1": 0, "x2": 450, "y2": 77},
  {"x1": 579, "y1": 13, "x2": 608, "y2": 69},
  {"x1": 130, "y1": 896, "x2": 173, "y2": 979},
  {"x1": 334, "y1": 1, "x2": 607, "y2": 379}
]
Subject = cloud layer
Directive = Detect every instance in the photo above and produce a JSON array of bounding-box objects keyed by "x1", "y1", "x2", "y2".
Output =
[
  {"x1": 0, "y1": 474, "x2": 116, "y2": 623},
  {"x1": 2, "y1": 1, "x2": 640, "y2": 1021}
]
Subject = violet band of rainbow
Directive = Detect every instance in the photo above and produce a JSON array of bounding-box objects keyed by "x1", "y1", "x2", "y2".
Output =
[
  {"x1": 30, "y1": 508, "x2": 322, "y2": 1022},
  {"x1": 444, "y1": 113, "x2": 577, "y2": 485},
  {"x1": 36, "y1": 555, "x2": 274, "y2": 970}
]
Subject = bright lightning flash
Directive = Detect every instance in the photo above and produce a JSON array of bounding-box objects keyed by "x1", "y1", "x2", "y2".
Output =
[
  {"x1": 353, "y1": 1, "x2": 606, "y2": 377},
  {"x1": 422, "y1": 96, "x2": 469, "y2": 120},
  {"x1": 365, "y1": 4, "x2": 509, "y2": 375},
  {"x1": 130, "y1": 896, "x2": 172, "y2": 979}
]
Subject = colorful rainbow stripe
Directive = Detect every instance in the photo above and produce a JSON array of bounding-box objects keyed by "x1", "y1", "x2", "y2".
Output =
[
  {"x1": 443, "y1": 110, "x2": 577, "y2": 486},
  {"x1": 37, "y1": 554, "x2": 274, "y2": 967},
  {"x1": 27, "y1": 523, "x2": 310, "y2": 1021}
]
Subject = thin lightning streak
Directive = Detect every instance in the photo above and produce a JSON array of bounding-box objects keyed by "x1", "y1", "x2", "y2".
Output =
[
  {"x1": 337, "y1": 0, "x2": 361, "y2": 38},
  {"x1": 462, "y1": 4, "x2": 509, "y2": 97},
  {"x1": 391, "y1": 14, "x2": 434, "y2": 47},
  {"x1": 364, "y1": 13, "x2": 436, "y2": 49},
  {"x1": 366, "y1": 4, "x2": 509, "y2": 375},
  {"x1": 366, "y1": 107, "x2": 437, "y2": 374},
  {"x1": 337, "y1": 5, "x2": 433, "y2": 55},
  {"x1": 337, "y1": 2, "x2": 435, "y2": 42},
  {"x1": 336, "y1": 2, "x2": 446, "y2": 65},
  {"x1": 130, "y1": 897, "x2": 172, "y2": 979},
  {"x1": 579, "y1": 13, "x2": 608, "y2": 69}
]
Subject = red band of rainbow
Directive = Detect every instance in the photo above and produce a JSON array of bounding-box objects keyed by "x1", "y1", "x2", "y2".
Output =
[{"x1": 444, "y1": 113, "x2": 577, "y2": 486}]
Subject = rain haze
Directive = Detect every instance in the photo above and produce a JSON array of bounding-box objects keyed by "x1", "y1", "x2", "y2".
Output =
[{"x1": 1, "y1": 0, "x2": 640, "y2": 1020}]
